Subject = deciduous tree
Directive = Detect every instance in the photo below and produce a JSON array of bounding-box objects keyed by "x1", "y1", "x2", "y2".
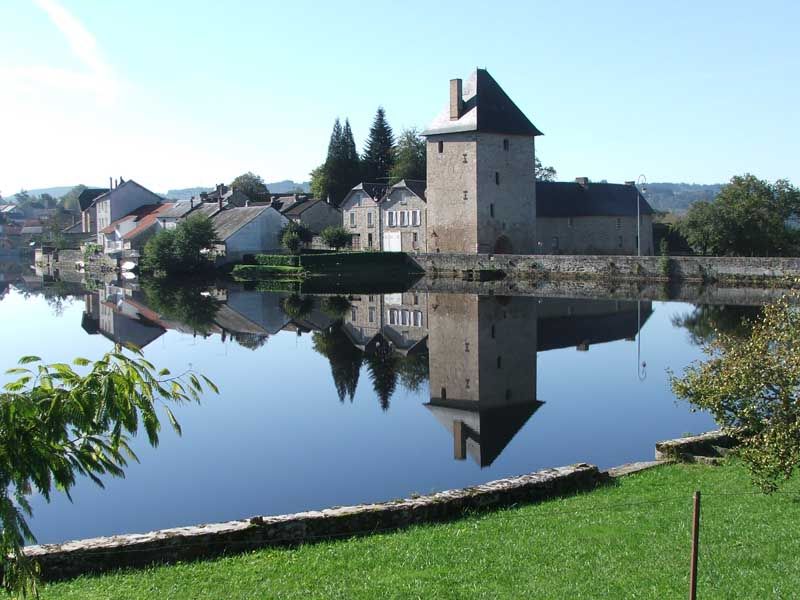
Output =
[
  {"x1": 389, "y1": 128, "x2": 426, "y2": 183},
  {"x1": 230, "y1": 172, "x2": 270, "y2": 202}
]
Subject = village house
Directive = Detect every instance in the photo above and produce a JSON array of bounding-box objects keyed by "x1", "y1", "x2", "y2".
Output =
[
  {"x1": 98, "y1": 203, "x2": 176, "y2": 255},
  {"x1": 209, "y1": 205, "x2": 288, "y2": 264},
  {"x1": 94, "y1": 180, "x2": 163, "y2": 245},
  {"x1": 536, "y1": 179, "x2": 654, "y2": 255},
  {"x1": 280, "y1": 197, "x2": 341, "y2": 235},
  {"x1": 339, "y1": 180, "x2": 427, "y2": 251},
  {"x1": 78, "y1": 188, "x2": 109, "y2": 233},
  {"x1": 0, "y1": 204, "x2": 26, "y2": 222}
]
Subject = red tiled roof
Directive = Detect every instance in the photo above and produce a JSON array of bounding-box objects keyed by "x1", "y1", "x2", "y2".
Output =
[{"x1": 101, "y1": 203, "x2": 176, "y2": 240}]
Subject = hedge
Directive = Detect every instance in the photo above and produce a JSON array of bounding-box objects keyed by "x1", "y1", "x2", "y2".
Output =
[
  {"x1": 231, "y1": 264, "x2": 305, "y2": 280},
  {"x1": 255, "y1": 254, "x2": 300, "y2": 267},
  {"x1": 299, "y1": 252, "x2": 414, "y2": 270}
]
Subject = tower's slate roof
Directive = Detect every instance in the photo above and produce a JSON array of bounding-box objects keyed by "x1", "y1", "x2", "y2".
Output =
[
  {"x1": 422, "y1": 69, "x2": 543, "y2": 137},
  {"x1": 536, "y1": 182, "x2": 655, "y2": 218}
]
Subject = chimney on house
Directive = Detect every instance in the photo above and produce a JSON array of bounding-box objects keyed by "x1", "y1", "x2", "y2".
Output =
[
  {"x1": 109, "y1": 176, "x2": 113, "y2": 190},
  {"x1": 218, "y1": 196, "x2": 223, "y2": 211},
  {"x1": 575, "y1": 177, "x2": 589, "y2": 188},
  {"x1": 190, "y1": 197, "x2": 195, "y2": 209},
  {"x1": 449, "y1": 78, "x2": 463, "y2": 120}
]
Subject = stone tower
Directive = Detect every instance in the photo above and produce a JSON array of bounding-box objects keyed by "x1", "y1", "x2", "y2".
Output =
[{"x1": 422, "y1": 70, "x2": 542, "y2": 254}]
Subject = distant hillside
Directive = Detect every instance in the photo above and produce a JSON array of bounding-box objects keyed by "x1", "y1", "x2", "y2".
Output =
[
  {"x1": 164, "y1": 180, "x2": 310, "y2": 200},
  {"x1": 5, "y1": 186, "x2": 76, "y2": 201},
  {"x1": 644, "y1": 183, "x2": 723, "y2": 213}
]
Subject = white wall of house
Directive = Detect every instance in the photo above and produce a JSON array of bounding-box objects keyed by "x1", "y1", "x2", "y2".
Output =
[{"x1": 221, "y1": 209, "x2": 288, "y2": 264}]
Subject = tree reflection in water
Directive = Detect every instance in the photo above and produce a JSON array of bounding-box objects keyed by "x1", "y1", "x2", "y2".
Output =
[{"x1": 671, "y1": 304, "x2": 762, "y2": 346}]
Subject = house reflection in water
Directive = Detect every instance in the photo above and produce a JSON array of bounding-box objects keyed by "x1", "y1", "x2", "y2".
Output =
[{"x1": 78, "y1": 283, "x2": 651, "y2": 466}]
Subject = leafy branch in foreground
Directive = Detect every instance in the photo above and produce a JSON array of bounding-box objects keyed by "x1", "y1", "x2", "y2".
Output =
[
  {"x1": 0, "y1": 347, "x2": 218, "y2": 597},
  {"x1": 671, "y1": 293, "x2": 800, "y2": 493}
]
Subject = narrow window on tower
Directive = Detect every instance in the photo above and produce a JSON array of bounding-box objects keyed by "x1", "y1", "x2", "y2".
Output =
[
  {"x1": 463, "y1": 191, "x2": 468, "y2": 201},
  {"x1": 490, "y1": 203, "x2": 494, "y2": 217},
  {"x1": 495, "y1": 172, "x2": 500, "y2": 185},
  {"x1": 437, "y1": 141, "x2": 444, "y2": 154},
  {"x1": 503, "y1": 139, "x2": 509, "y2": 151}
]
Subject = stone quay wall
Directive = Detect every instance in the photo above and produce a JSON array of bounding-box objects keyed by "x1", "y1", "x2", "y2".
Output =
[
  {"x1": 27, "y1": 464, "x2": 603, "y2": 582},
  {"x1": 410, "y1": 253, "x2": 800, "y2": 283}
]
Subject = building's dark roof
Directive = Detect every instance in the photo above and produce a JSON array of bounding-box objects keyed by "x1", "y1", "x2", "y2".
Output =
[
  {"x1": 78, "y1": 188, "x2": 109, "y2": 212},
  {"x1": 537, "y1": 302, "x2": 653, "y2": 352},
  {"x1": 422, "y1": 69, "x2": 542, "y2": 137},
  {"x1": 91, "y1": 180, "x2": 163, "y2": 206},
  {"x1": 281, "y1": 197, "x2": 328, "y2": 218},
  {"x1": 536, "y1": 181, "x2": 655, "y2": 218},
  {"x1": 211, "y1": 206, "x2": 271, "y2": 241},
  {"x1": 391, "y1": 179, "x2": 427, "y2": 201}
]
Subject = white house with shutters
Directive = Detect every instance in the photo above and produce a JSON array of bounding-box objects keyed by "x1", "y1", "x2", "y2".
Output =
[{"x1": 339, "y1": 180, "x2": 427, "y2": 252}]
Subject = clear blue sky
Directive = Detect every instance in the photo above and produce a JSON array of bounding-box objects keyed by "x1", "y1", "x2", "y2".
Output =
[{"x1": 1, "y1": 0, "x2": 798, "y2": 194}]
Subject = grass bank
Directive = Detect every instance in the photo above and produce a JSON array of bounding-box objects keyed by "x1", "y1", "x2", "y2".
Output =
[{"x1": 43, "y1": 461, "x2": 800, "y2": 599}]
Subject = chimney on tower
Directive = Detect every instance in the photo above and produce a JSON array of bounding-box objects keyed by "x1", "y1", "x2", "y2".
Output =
[{"x1": 450, "y1": 79, "x2": 463, "y2": 120}]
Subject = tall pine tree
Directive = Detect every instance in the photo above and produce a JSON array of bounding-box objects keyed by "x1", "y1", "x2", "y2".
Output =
[
  {"x1": 362, "y1": 107, "x2": 395, "y2": 182},
  {"x1": 389, "y1": 128, "x2": 426, "y2": 183},
  {"x1": 311, "y1": 118, "x2": 362, "y2": 205}
]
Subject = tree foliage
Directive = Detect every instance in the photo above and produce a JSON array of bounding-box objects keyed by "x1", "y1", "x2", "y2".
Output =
[
  {"x1": 676, "y1": 174, "x2": 800, "y2": 256},
  {"x1": 141, "y1": 215, "x2": 216, "y2": 275},
  {"x1": 230, "y1": 172, "x2": 270, "y2": 202},
  {"x1": 312, "y1": 323, "x2": 363, "y2": 403},
  {"x1": 389, "y1": 128, "x2": 425, "y2": 183},
  {"x1": 280, "y1": 221, "x2": 312, "y2": 255},
  {"x1": 320, "y1": 226, "x2": 352, "y2": 250},
  {"x1": 310, "y1": 118, "x2": 362, "y2": 206},
  {"x1": 671, "y1": 304, "x2": 761, "y2": 347},
  {"x1": 140, "y1": 277, "x2": 221, "y2": 335},
  {"x1": 362, "y1": 107, "x2": 395, "y2": 182},
  {"x1": 534, "y1": 156, "x2": 557, "y2": 182},
  {"x1": 671, "y1": 294, "x2": 800, "y2": 492},
  {"x1": 0, "y1": 349, "x2": 217, "y2": 595}
]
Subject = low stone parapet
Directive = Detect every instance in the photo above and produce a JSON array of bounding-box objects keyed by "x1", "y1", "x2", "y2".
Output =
[
  {"x1": 25, "y1": 463, "x2": 603, "y2": 581},
  {"x1": 655, "y1": 430, "x2": 736, "y2": 462}
]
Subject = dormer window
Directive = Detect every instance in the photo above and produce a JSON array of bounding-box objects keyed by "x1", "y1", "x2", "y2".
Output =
[
  {"x1": 503, "y1": 139, "x2": 509, "y2": 151},
  {"x1": 495, "y1": 172, "x2": 500, "y2": 185},
  {"x1": 437, "y1": 141, "x2": 444, "y2": 154}
]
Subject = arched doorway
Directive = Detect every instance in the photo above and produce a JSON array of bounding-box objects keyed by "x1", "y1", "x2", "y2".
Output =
[{"x1": 493, "y1": 235, "x2": 513, "y2": 254}]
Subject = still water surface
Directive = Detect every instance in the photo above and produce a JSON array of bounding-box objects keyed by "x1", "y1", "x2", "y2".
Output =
[{"x1": 0, "y1": 278, "x2": 723, "y2": 544}]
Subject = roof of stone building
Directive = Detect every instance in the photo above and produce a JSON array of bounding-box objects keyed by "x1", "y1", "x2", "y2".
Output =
[
  {"x1": 91, "y1": 180, "x2": 163, "y2": 206},
  {"x1": 537, "y1": 301, "x2": 653, "y2": 351},
  {"x1": 78, "y1": 188, "x2": 110, "y2": 211},
  {"x1": 210, "y1": 206, "x2": 270, "y2": 241},
  {"x1": 156, "y1": 202, "x2": 195, "y2": 219},
  {"x1": 422, "y1": 69, "x2": 542, "y2": 137},
  {"x1": 390, "y1": 179, "x2": 427, "y2": 201},
  {"x1": 536, "y1": 181, "x2": 655, "y2": 218},
  {"x1": 281, "y1": 197, "x2": 334, "y2": 218},
  {"x1": 189, "y1": 202, "x2": 223, "y2": 220}
]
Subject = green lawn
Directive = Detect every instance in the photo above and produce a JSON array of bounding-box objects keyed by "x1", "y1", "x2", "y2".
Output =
[{"x1": 43, "y1": 461, "x2": 800, "y2": 599}]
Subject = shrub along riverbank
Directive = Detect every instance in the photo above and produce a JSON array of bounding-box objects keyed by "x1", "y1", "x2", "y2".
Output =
[
  {"x1": 231, "y1": 251, "x2": 423, "y2": 286},
  {"x1": 42, "y1": 460, "x2": 800, "y2": 599}
]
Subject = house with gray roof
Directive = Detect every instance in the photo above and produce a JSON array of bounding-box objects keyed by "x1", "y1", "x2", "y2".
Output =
[
  {"x1": 210, "y1": 205, "x2": 288, "y2": 264},
  {"x1": 280, "y1": 197, "x2": 340, "y2": 235},
  {"x1": 536, "y1": 179, "x2": 655, "y2": 255}
]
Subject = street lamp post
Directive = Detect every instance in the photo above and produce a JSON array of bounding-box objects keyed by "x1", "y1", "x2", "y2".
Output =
[{"x1": 635, "y1": 174, "x2": 647, "y2": 256}]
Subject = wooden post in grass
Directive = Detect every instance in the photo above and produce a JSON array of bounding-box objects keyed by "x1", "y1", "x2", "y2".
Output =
[{"x1": 689, "y1": 490, "x2": 701, "y2": 600}]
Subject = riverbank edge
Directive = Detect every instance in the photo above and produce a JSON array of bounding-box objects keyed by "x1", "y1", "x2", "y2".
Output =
[{"x1": 23, "y1": 430, "x2": 731, "y2": 582}]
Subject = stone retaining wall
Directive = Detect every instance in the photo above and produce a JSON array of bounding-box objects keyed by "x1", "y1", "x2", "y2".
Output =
[
  {"x1": 655, "y1": 430, "x2": 736, "y2": 462},
  {"x1": 410, "y1": 275, "x2": 796, "y2": 306},
  {"x1": 26, "y1": 463, "x2": 603, "y2": 581},
  {"x1": 411, "y1": 253, "x2": 800, "y2": 283}
]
